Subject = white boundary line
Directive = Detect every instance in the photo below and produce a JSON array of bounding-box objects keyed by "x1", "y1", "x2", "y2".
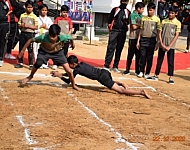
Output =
[
  {"x1": 0, "y1": 81, "x2": 62, "y2": 150},
  {"x1": 1, "y1": 71, "x2": 190, "y2": 149},
  {"x1": 0, "y1": 70, "x2": 189, "y2": 107},
  {"x1": 67, "y1": 91, "x2": 142, "y2": 150}
]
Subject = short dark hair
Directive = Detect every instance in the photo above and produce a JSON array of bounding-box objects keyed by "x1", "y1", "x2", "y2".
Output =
[
  {"x1": 67, "y1": 55, "x2": 78, "y2": 64},
  {"x1": 49, "y1": 24, "x2": 61, "y2": 37},
  {"x1": 120, "y1": 0, "x2": 129, "y2": 3},
  {"x1": 169, "y1": 6, "x2": 179, "y2": 13},
  {"x1": 38, "y1": 4, "x2": 48, "y2": 10},
  {"x1": 25, "y1": 0, "x2": 34, "y2": 7},
  {"x1": 135, "y1": 2, "x2": 145, "y2": 10},
  {"x1": 147, "y1": 2, "x2": 156, "y2": 9},
  {"x1": 61, "y1": 5, "x2": 69, "y2": 12}
]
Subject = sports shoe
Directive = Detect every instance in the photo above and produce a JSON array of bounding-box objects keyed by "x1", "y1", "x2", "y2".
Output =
[
  {"x1": 4, "y1": 53, "x2": 16, "y2": 59},
  {"x1": 185, "y1": 49, "x2": 189, "y2": 53},
  {"x1": 0, "y1": 60, "x2": 3, "y2": 67},
  {"x1": 144, "y1": 74, "x2": 149, "y2": 79},
  {"x1": 146, "y1": 76, "x2": 158, "y2": 81},
  {"x1": 168, "y1": 78, "x2": 174, "y2": 84},
  {"x1": 123, "y1": 70, "x2": 130, "y2": 75},
  {"x1": 14, "y1": 63, "x2": 23, "y2": 68},
  {"x1": 42, "y1": 64, "x2": 49, "y2": 69},
  {"x1": 52, "y1": 65, "x2": 57, "y2": 70},
  {"x1": 40, "y1": 64, "x2": 49, "y2": 69},
  {"x1": 112, "y1": 68, "x2": 121, "y2": 73},
  {"x1": 137, "y1": 72, "x2": 144, "y2": 78}
]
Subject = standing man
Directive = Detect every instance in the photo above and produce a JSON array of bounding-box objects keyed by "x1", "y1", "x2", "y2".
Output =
[
  {"x1": 0, "y1": 0, "x2": 23, "y2": 67},
  {"x1": 136, "y1": 2, "x2": 160, "y2": 79},
  {"x1": 123, "y1": 2, "x2": 145, "y2": 75},
  {"x1": 103, "y1": 0, "x2": 130, "y2": 73},
  {"x1": 5, "y1": 0, "x2": 25, "y2": 60}
]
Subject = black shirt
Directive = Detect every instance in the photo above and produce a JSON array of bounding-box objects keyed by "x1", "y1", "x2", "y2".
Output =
[{"x1": 61, "y1": 62, "x2": 102, "y2": 84}]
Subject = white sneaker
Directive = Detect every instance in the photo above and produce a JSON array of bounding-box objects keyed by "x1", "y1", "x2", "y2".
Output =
[
  {"x1": 52, "y1": 65, "x2": 57, "y2": 70},
  {"x1": 40, "y1": 64, "x2": 49, "y2": 69},
  {"x1": 112, "y1": 68, "x2": 121, "y2": 73},
  {"x1": 0, "y1": 60, "x2": 3, "y2": 67},
  {"x1": 185, "y1": 49, "x2": 189, "y2": 53},
  {"x1": 5, "y1": 53, "x2": 16, "y2": 59},
  {"x1": 144, "y1": 74, "x2": 149, "y2": 79},
  {"x1": 43, "y1": 64, "x2": 49, "y2": 69},
  {"x1": 137, "y1": 72, "x2": 144, "y2": 78}
]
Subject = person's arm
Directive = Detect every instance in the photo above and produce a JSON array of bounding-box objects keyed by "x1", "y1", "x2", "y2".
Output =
[
  {"x1": 50, "y1": 71, "x2": 70, "y2": 83},
  {"x1": 107, "y1": 8, "x2": 115, "y2": 31},
  {"x1": 68, "y1": 18, "x2": 73, "y2": 35},
  {"x1": 23, "y1": 15, "x2": 38, "y2": 30},
  {"x1": 69, "y1": 39, "x2": 75, "y2": 50},
  {"x1": 136, "y1": 18, "x2": 144, "y2": 49},
  {"x1": 136, "y1": 29, "x2": 142, "y2": 50},
  {"x1": 165, "y1": 32, "x2": 179, "y2": 51},
  {"x1": 130, "y1": 13, "x2": 140, "y2": 30},
  {"x1": 165, "y1": 22, "x2": 181, "y2": 51},
  {"x1": 51, "y1": 70, "x2": 80, "y2": 91},
  {"x1": 17, "y1": 38, "x2": 34, "y2": 59},
  {"x1": 54, "y1": 17, "x2": 58, "y2": 24}
]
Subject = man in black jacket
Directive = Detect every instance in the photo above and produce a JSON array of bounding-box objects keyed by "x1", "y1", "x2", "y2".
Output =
[
  {"x1": 0, "y1": 0, "x2": 25, "y2": 66},
  {"x1": 103, "y1": 0, "x2": 130, "y2": 73}
]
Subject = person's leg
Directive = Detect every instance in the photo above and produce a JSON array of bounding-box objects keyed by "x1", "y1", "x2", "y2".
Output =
[
  {"x1": 138, "y1": 47, "x2": 147, "y2": 75},
  {"x1": 113, "y1": 32, "x2": 126, "y2": 69},
  {"x1": 0, "y1": 23, "x2": 9, "y2": 63},
  {"x1": 6, "y1": 23, "x2": 15, "y2": 54},
  {"x1": 167, "y1": 49, "x2": 174, "y2": 83},
  {"x1": 111, "y1": 83, "x2": 151, "y2": 99},
  {"x1": 26, "y1": 33, "x2": 35, "y2": 68},
  {"x1": 145, "y1": 38, "x2": 156, "y2": 75},
  {"x1": 134, "y1": 41, "x2": 141, "y2": 75},
  {"x1": 186, "y1": 31, "x2": 190, "y2": 52},
  {"x1": 12, "y1": 23, "x2": 20, "y2": 50},
  {"x1": 17, "y1": 32, "x2": 26, "y2": 65},
  {"x1": 63, "y1": 41, "x2": 70, "y2": 57},
  {"x1": 104, "y1": 31, "x2": 119, "y2": 68},
  {"x1": 22, "y1": 58, "x2": 44, "y2": 84},
  {"x1": 138, "y1": 37, "x2": 149, "y2": 76},
  {"x1": 155, "y1": 48, "x2": 165, "y2": 76}
]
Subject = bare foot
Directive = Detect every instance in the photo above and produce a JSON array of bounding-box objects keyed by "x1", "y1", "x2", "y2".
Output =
[
  {"x1": 142, "y1": 89, "x2": 151, "y2": 99},
  {"x1": 22, "y1": 76, "x2": 33, "y2": 84}
]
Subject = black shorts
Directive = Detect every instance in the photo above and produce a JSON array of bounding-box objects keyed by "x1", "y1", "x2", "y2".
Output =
[
  {"x1": 37, "y1": 48, "x2": 67, "y2": 65},
  {"x1": 98, "y1": 69, "x2": 114, "y2": 89}
]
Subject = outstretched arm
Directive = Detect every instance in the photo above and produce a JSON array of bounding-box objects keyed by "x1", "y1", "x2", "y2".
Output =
[
  {"x1": 51, "y1": 71, "x2": 70, "y2": 84},
  {"x1": 17, "y1": 38, "x2": 34, "y2": 59}
]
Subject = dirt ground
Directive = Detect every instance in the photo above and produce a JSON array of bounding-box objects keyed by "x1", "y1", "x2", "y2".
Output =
[{"x1": 0, "y1": 38, "x2": 190, "y2": 150}]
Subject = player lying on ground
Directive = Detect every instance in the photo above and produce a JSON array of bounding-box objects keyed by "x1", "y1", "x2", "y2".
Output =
[
  {"x1": 17, "y1": 24, "x2": 79, "y2": 91},
  {"x1": 51, "y1": 55, "x2": 151, "y2": 99}
]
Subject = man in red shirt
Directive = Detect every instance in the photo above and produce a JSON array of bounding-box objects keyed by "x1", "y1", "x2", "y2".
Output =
[{"x1": 53, "y1": 5, "x2": 73, "y2": 70}]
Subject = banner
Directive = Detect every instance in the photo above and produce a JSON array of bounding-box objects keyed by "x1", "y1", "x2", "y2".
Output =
[{"x1": 61, "y1": 0, "x2": 93, "y2": 24}]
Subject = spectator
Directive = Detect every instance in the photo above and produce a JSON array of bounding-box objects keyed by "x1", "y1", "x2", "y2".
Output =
[
  {"x1": 15, "y1": 0, "x2": 38, "y2": 70},
  {"x1": 123, "y1": 2, "x2": 145, "y2": 75},
  {"x1": 5, "y1": 0, "x2": 25, "y2": 60},
  {"x1": 183, "y1": 9, "x2": 190, "y2": 53},
  {"x1": 136, "y1": 2, "x2": 160, "y2": 79},
  {"x1": 103, "y1": 0, "x2": 130, "y2": 73},
  {"x1": 157, "y1": 0, "x2": 169, "y2": 21}
]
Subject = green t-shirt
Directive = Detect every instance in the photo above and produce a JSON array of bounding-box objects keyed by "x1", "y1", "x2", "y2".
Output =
[
  {"x1": 129, "y1": 10, "x2": 142, "y2": 39},
  {"x1": 33, "y1": 33, "x2": 72, "y2": 53}
]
